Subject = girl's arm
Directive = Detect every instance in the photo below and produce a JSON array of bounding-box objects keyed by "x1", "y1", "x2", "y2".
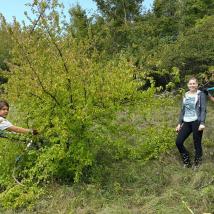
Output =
[
  {"x1": 176, "y1": 99, "x2": 184, "y2": 132},
  {"x1": 6, "y1": 125, "x2": 32, "y2": 134}
]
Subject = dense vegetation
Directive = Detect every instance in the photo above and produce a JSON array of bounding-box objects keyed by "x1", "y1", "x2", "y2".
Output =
[{"x1": 0, "y1": 0, "x2": 214, "y2": 212}]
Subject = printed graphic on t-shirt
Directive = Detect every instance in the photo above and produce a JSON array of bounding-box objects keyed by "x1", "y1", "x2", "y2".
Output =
[{"x1": 184, "y1": 96, "x2": 196, "y2": 117}]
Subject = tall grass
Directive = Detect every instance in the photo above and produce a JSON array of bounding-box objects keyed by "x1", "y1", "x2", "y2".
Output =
[{"x1": 1, "y1": 101, "x2": 214, "y2": 214}]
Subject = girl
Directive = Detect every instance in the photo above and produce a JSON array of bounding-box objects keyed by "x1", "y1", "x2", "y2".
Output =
[
  {"x1": 0, "y1": 100, "x2": 37, "y2": 135},
  {"x1": 175, "y1": 77, "x2": 206, "y2": 168}
]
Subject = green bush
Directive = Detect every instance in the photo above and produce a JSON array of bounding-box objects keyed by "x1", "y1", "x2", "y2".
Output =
[
  {"x1": 0, "y1": 0, "x2": 177, "y2": 209},
  {"x1": 0, "y1": 138, "x2": 23, "y2": 189}
]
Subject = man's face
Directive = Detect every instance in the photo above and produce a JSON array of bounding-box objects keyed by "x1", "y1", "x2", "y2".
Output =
[{"x1": 0, "y1": 106, "x2": 9, "y2": 118}]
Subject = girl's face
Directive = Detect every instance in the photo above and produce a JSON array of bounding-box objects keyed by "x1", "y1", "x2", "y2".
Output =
[
  {"x1": 0, "y1": 106, "x2": 9, "y2": 118},
  {"x1": 187, "y1": 79, "x2": 198, "y2": 92}
]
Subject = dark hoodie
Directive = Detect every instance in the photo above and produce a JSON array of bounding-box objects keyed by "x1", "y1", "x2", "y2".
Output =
[{"x1": 178, "y1": 90, "x2": 207, "y2": 125}]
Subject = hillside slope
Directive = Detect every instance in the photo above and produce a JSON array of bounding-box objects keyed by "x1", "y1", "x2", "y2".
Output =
[{"x1": 1, "y1": 102, "x2": 214, "y2": 214}]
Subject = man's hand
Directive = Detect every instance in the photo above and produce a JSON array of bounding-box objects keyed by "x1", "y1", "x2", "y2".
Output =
[{"x1": 202, "y1": 89, "x2": 208, "y2": 96}]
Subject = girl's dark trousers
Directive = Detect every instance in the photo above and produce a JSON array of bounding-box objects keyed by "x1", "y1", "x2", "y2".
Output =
[{"x1": 176, "y1": 120, "x2": 203, "y2": 159}]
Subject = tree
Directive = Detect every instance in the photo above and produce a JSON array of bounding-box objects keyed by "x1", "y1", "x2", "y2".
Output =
[
  {"x1": 0, "y1": 20, "x2": 12, "y2": 71},
  {"x1": 93, "y1": 0, "x2": 144, "y2": 25},
  {"x1": 153, "y1": 0, "x2": 180, "y2": 40},
  {"x1": 158, "y1": 15, "x2": 214, "y2": 82},
  {"x1": 67, "y1": 4, "x2": 89, "y2": 39},
  {"x1": 0, "y1": 18, "x2": 12, "y2": 87},
  {"x1": 178, "y1": 0, "x2": 214, "y2": 30}
]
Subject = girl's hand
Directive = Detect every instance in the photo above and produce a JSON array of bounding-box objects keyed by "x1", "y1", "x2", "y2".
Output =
[
  {"x1": 176, "y1": 124, "x2": 182, "y2": 133},
  {"x1": 198, "y1": 124, "x2": 205, "y2": 131},
  {"x1": 30, "y1": 129, "x2": 38, "y2": 135}
]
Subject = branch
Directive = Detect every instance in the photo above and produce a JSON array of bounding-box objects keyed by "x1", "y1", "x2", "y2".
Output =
[
  {"x1": 29, "y1": 92, "x2": 45, "y2": 101},
  {"x1": 29, "y1": 7, "x2": 47, "y2": 34},
  {"x1": 9, "y1": 30, "x2": 60, "y2": 106},
  {"x1": 41, "y1": 16, "x2": 73, "y2": 105}
]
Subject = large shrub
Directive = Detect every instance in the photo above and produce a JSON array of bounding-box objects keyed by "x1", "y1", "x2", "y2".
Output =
[{"x1": 0, "y1": 0, "x2": 176, "y2": 209}]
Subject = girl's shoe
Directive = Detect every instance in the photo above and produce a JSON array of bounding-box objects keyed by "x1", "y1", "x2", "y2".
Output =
[
  {"x1": 193, "y1": 157, "x2": 202, "y2": 169},
  {"x1": 182, "y1": 153, "x2": 192, "y2": 168}
]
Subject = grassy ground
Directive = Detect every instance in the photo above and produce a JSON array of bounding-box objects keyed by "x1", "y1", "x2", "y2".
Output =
[
  {"x1": 3, "y1": 145, "x2": 214, "y2": 214},
  {"x1": 1, "y1": 101, "x2": 214, "y2": 214}
]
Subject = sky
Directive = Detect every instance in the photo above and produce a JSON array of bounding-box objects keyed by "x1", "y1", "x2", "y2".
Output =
[{"x1": 0, "y1": 0, "x2": 154, "y2": 24}]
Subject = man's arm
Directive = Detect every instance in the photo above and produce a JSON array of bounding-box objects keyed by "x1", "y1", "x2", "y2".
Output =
[
  {"x1": 199, "y1": 92, "x2": 207, "y2": 125},
  {"x1": 209, "y1": 95, "x2": 214, "y2": 102}
]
